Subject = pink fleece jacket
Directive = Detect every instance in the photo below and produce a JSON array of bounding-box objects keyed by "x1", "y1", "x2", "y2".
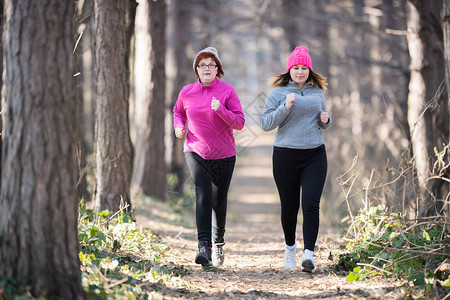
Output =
[{"x1": 173, "y1": 78, "x2": 245, "y2": 159}]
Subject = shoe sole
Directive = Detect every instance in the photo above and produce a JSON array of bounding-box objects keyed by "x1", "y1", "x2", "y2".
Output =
[
  {"x1": 301, "y1": 260, "x2": 315, "y2": 273},
  {"x1": 212, "y1": 258, "x2": 224, "y2": 267},
  {"x1": 195, "y1": 255, "x2": 211, "y2": 266},
  {"x1": 284, "y1": 265, "x2": 296, "y2": 270}
]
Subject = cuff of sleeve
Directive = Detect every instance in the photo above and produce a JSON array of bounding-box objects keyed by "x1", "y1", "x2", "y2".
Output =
[
  {"x1": 217, "y1": 104, "x2": 225, "y2": 113},
  {"x1": 174, "y1": 123, "x2": 185, "y2": 129}
]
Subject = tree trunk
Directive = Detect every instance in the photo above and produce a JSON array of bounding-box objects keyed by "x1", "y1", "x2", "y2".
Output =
[
  {"x1": 81, "y1": 0, "x2": 96, "y2": 157},
  {"x1": 363, "y1": 0, "x2": 385, "y2": 164},
  {"x1": 167, "y1": 0, "x2": 190, "y2": 195},
  {"x1": 94, "y1": 0, "x2": 133, "y2": 213},
  {"x1": 0, "y1": 0, "x2": 83, "y2": 297},
  {"x1": 440, "y1": 0, "x2": 450, "y2": 216},
  {"x1": 444, "y1": 0, "x2": 450, "y2": 96},
  {"x1": 131, "y1": 0, "x2": 167, "y2": 200},
  {"x1": 365, "y1": 0, "x2": 383, "y2": 104},
  {"x1": 405, "y1": 0, "x2": 447, "y2": 217},
  {"x1": 74, "y1": 0, "x2": 89, "y2": 201},
  {"x1": 381, "y1": 0, "x2": 410, "y2": 142},
  {"x1": 349, "y1": 0, "x2": 365, "y2": 155},
  {"x1": 280, "y1": 0, "x2": 301, "y2": 50},
  {"x1": 380, "y1": 0, "x2": 411, "y2": 213},
  {"x1": 301, "y1": 0, "x2": 329, "y2": 77},
  {"x1": 0, "y1": 0, "x2": 4, "y2": 193}
]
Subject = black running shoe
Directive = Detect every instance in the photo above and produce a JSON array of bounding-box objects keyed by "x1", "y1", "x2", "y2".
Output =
[{"x1": 195, "y1": 242, "x2": 211, "y2": 266}]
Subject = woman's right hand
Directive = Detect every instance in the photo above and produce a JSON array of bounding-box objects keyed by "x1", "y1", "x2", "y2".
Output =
[
  {"x1": 175, "y1": 127, "x2": 185, "y2": 138},
  {"x1": 285, "y1": 93, "x2": 295, "y2": 109}
]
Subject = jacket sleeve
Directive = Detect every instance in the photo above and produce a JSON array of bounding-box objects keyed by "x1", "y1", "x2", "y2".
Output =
[
  {"x1": 173, "y1": 89, "x2": 187, "y2": 130},
  {"x1": 318, "y1": 91, "x2": 331, "y2": 129},
  {"x1": 215, "y1": 87, "x2": 245, "y2": 130},
  {"x1": 260, "y1": 89, "x2": 290, "y2": 131}
]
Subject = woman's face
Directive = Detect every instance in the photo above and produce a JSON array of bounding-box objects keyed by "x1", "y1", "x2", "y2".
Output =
[
  {"x1": 197, "y1": 58, "x2": 218, "y2": 85},
  {"x1": 289, "y1": 65, "x2": 310, "y2": 87}
]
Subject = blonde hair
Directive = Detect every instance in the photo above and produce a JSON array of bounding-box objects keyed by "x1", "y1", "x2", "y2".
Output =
[{"x1": 269, "y1": 70, "x2": 327, "y2": 94}]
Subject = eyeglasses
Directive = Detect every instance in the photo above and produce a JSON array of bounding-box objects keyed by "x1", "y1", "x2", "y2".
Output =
[{"x1": 197, "y1": 63, "x2": 217, "y2": 69}]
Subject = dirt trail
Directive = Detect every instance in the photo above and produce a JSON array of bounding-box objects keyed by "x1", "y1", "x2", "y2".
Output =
[{"x1": 136, "y1": 126, "x2": 404, "y2": 299}]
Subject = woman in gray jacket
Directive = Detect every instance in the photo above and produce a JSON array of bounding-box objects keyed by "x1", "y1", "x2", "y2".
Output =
[{"x1": 260, "y1": 46, "x2": 331, "y2": 272}]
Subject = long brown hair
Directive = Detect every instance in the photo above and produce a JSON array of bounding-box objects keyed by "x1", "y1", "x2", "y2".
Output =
[{"x1": 269, "y1": 70, "x2": 327, "y2": 93}]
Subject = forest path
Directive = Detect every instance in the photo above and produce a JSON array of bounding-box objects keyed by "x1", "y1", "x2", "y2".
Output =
[{"x1": 136, "y1": 126, "x2": 403, "y2": 299}]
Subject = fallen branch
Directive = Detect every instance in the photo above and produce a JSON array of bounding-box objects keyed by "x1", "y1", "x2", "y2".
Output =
[
  {"x1": 356, "y1": 262, "x2": 393, "y2": 275},
  {"x1": 366, "y1": 241, "x2": 450, "y2": 257}
]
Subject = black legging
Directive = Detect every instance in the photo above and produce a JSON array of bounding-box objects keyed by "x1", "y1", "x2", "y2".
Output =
[
  {"x1": 185, "y1": 152, "x2": 236, "y2": 246},
  {"x1": 272, "y1": 145, "x2": 327, "y2": 251}
]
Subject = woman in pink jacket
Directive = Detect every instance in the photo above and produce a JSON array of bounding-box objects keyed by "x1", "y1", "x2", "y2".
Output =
[{"x1": 173, "y1": 47, "x2": 245, "y2": 267}]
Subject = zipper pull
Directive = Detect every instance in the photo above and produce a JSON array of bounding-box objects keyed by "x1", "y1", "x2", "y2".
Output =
[{"x1": 301, "y1": 91, "x2": 304, "y2": 96}]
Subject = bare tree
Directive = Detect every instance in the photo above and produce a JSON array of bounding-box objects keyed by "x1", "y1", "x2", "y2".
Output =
[
  {"x1": 300, "y1": 0, "x2": 330, "y2": 76},
  {"x1": 74, "y1": 0, "x2": 90, "y2": 200},
  {"x1": 0, "y1": 0, "x2": 83, "y2": 297},
  {"x1": 94, "y1": 0, "x2": 134, "y2": 212},
  {"x1": 167, "y1": 0, "x2": 190, "y2": 195},
  {"x1": 365, "y1": 0, "x2": 383, "y2": 109},
  {"x1": 280, "y1": 0, "x2": 301, "y2": 50},
  {"x1": 0, "y1": 0, "x2": 4, "y2": 193},
  {"x1": 405, "y1": 0, "x2": 448, "y2": 217},
  {"x1": 131, "y1": 0, "x2": 167, "y2": 200},
  {"x1": 80, "y1": 0, "x2": 96, "y2": 155},
  {"x1": 444, "y1": 0, "x2": 450, "y2": 95}
]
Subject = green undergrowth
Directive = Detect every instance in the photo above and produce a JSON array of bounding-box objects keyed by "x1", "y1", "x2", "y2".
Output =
[
  {"x1": 335, "y1": 204, "x2": 450, "y2": 298},
  {"x1": 78, "y1": 200, "x2": 188, "y2": 299},
  {"x1": 0, "y1": 200, "x2": 188, "y2": 299}
]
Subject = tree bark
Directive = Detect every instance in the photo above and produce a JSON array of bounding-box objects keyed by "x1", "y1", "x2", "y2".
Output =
[
  {"x1": 94, "y1": 0, "x2": 133, "y2": 212},
  {"x1": 0, "y1": 0, "x2": 83, "y2": 297},
  {"x1": 444, "y1": 0, "x2": 450, "y2": 96},
  {"x1": 343, "y1": 0, "x2": 365, "y2": 157},
  {"x1": 280, "y1": 0, "x2": 301, "y2": 50},
  {"x1": 301, "y1": 0, "x2": 330, "y2": 77},
  {"x1": 131, "y1": 0, "x2": 167, "y2": 200},
  {"x1": 405, "y1": 0, "x2": 448, "y2": 217},
  {"x1": 167, "y1": 0, "x2": 190, "y2": 195},
  {"x1": 0, "y1": 0, "x2": 4, "y2": 193},
  {"x1": 74, "y1": 0, "x2": 89, "y2": 201},
  {"x1": 81, "y1": 0, "x2": 96, "y2": 156}
]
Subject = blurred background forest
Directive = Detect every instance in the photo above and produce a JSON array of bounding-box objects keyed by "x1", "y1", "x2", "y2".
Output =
[{"x1": 72, "y1": 0, "x2": 448, "y2": 223}]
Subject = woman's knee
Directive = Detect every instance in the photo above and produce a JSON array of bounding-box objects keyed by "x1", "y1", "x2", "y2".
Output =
[{"x1": 302, "y1": 197, "x2": 320, "y2": 214}]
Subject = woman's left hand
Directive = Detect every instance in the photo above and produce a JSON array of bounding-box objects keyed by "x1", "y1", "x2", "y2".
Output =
[
  {"x1": 211, "y1": 97, "x2": 221, "y2": 111},
  {"x1": 320, "y1": 110, "x2": 329, "y2": 124}
]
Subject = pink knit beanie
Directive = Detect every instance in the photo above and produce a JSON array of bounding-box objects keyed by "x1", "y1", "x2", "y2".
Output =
[{"x1": 286, "y1": 46, "x2": 313, "y2": 72}]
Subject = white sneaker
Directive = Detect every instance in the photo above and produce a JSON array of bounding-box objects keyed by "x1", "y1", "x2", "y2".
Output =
[
  {"x1": 301, "y1": 249, "x2": 315, "y2": 273},
  {"x1": 284, "y1": 243, "x2": 297, "y2": 269},
  {"x1": 211, "y1": 243, "x2": 225, "y2": 267}
]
